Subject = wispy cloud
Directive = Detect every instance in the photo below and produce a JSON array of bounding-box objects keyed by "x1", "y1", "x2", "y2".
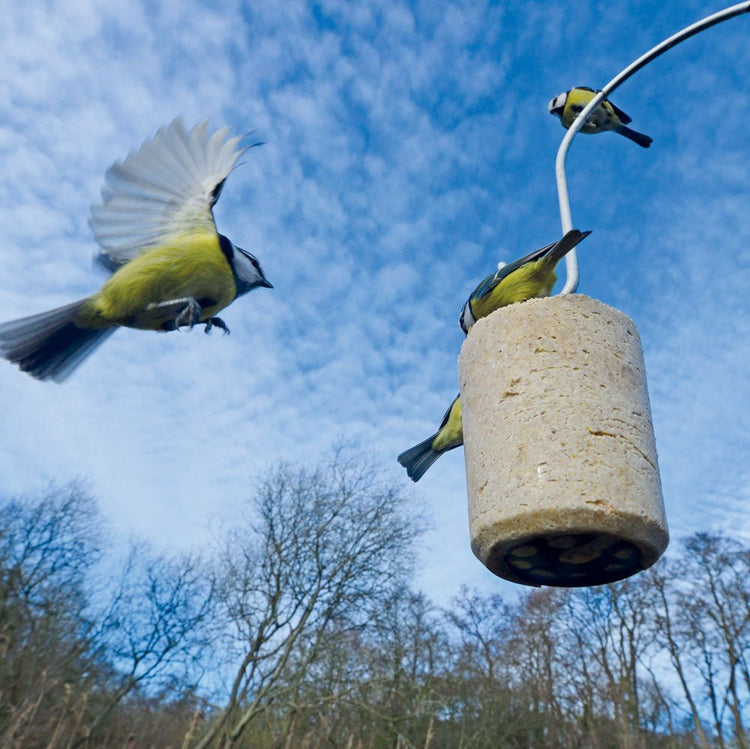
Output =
[{"x1": 0, "y1": 0, "x2": 748, "y2": 602}]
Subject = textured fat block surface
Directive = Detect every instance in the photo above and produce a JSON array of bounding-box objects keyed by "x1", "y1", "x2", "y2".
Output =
[{"x1": 458, "y1": 294, "x2": 668, "y2": 586}]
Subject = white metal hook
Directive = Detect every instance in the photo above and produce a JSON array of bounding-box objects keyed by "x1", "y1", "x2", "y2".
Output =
[{"x1": 556, "y1": 1, "x2": 750, "y2": 295}]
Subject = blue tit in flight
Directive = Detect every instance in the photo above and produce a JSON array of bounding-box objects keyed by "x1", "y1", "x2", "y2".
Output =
[
  {"x1": 549, "y1": 86, "x2": 653, "y2": 148},
  {"x1": 398, "y1": 394, "x2": 462, "y2": 482},
  {"x1": 459, "y1": 229, "x2": 590, "y2": 334},
  {"x1": 0, "y1": 118, "x2": 272, "y2": 382}
]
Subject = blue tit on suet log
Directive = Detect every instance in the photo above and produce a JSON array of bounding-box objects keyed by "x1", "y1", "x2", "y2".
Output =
[
  {"x1": 400, "y1": 229, "x2": 590, "y2": 481},
  {"x1": 0, "y1": 118, "x2": 272, "y2": 382},
  {"x1": 548, "y1": 86, "x2": 653, "y2": 148},
  {"x1": 398, "y1": 395, "x2": 462, "y2": 482},
  {"x1": 459, "y1": 229, "x2": 591, "y2": 334},
  {"x1": 398, "y1": 229, "x2": 591, "y2": 481}
]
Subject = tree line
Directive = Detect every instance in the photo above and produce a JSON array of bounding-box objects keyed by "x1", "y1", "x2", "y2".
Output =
[{"x1": 0, "y1": 456, "x2": 747, "y2": 748}]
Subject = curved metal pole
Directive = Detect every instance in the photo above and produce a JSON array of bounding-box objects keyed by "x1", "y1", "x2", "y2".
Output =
[{"x1": 557, "y1": 1, "x2": 750, "y2": 294}]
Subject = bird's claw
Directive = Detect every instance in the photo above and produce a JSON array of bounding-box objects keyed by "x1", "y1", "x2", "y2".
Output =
[
  {"x1": 204, "y1": 317, "x2": 230, "y2": 335},
  {"x1": 174, "y1": 298, "x2": 202, "y2": 330}
]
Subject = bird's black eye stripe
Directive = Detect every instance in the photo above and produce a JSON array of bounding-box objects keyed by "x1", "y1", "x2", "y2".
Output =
[
  {"x1": 218, "y1": 234, "x2": 233, "y2": 263},
  {"x1": 237, "y1": 246, "x2": 262, "y2": 271}
]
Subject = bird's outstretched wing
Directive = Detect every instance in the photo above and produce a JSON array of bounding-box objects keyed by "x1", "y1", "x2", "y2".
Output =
[{"x1": 90, "y1": 118, "x2": 248, "y2": 270}]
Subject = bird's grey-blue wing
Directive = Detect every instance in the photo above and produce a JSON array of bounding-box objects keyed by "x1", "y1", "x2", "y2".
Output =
[
  {"x1": 607, "y1": 99, "x2": 633, "y2": 124},
  {"x1": 470, "y1": 241, "x2": 557, "y2": 301}
]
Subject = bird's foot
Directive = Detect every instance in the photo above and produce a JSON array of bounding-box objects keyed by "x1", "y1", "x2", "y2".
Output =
[
  {"x1": 204, "y1": 317, "x2": 230, "y2": 335},
  {"x1": 174, "y1": 298, "x2": 202, "y2": 330}
]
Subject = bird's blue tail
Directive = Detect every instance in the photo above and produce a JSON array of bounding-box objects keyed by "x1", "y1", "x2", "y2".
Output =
[
  {"x1": 0, "y1": 300, "x2": 114, "y2": 382},
  {"x1": 398, "y1": 434, "x2": 441, "y2": 482},
  {"x1": 615, "y1": 124, "x2": 653, "y2": 148}
]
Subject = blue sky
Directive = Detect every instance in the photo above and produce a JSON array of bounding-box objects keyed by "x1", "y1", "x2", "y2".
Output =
[{"x1": 0, "y1": 0, "x2": 748, "y2": 602}]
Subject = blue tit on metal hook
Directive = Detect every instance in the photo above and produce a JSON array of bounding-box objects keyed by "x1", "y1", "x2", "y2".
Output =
[
  {"x1": 549, "y1": 86, "x2": 653, "y2": 148},
  {"x1": 0, "y1": 118, "x2": 272, "y2": 382}
]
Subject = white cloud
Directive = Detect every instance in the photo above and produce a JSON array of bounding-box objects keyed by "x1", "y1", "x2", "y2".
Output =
[{"x1": 0, "y1": 0, "x2": 748, "y2": 602}]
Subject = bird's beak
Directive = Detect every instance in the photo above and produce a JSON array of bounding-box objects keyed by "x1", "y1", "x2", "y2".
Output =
[{"x1": 260, "y1": 278, "x2": 273, "y2": 289}]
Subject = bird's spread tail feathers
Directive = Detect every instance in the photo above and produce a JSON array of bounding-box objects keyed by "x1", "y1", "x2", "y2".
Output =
[
  {"x1": 0, "y1": 300, "x2": 114, "y2": 382},
  {"x1": 398, "y1": 434, "x2": 441, "y2": 482},
  {"x1": 615, "y1": 125, "x2": 653, "y2": 148}
]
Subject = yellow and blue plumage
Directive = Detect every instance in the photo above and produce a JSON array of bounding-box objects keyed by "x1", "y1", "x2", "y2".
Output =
[
  {"x1": 399, "y1": 229, "x2": 590, "y2": 482},
  {"x1": 398, "y1": 394, "x2": 462, "y2": 482},
  {"x1": 0, "y1": 119, "x2": 272, "y2": 382},
  {"x1": 549, "y1": 86, "x2": 653, "y2": 148},
  {"x1": 459, "y1": 229, "x2": 590, "y2": 334}
]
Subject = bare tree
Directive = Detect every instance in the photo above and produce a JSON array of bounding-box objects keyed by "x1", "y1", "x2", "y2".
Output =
[
  {"x1": 505, "y1": 588, "x2": 573, "y2": 747},
  {"x1": 356, "y1": 588, "x2": 447, "y2": 747},
  {"x1": 0, "y1": 482, "x2": 102, "y2": 748},
  {"x1": 648, "y1": 559, "x2": 712, "y2": 748},
  {"x1": 681, "y1": 534, "x2": 750, "y2": 749},
  {"x1": 443, "y1": 586, "x2": 527, "y2": 747},
  {"x1": 270, "y1": 587, "x2": 448, "y2": 748},
  {"x1": 195, "y1": 453, "x2": 423, "y2": 747},
  {"x1": 3, "y1": 477, "x2": 749, "y2": 748},
  {"x1": 76, "y1": 543, "x2": 214, "y2": 746},
  {"x1": 446, "y1": 586, "x2": 510, "y2": 685},
  {"x1": 0, "y1": 483, "x2": 215, "y2": 749},
  {"x1": 566, "y1": 579, "x2": 659, "y2": 748}
]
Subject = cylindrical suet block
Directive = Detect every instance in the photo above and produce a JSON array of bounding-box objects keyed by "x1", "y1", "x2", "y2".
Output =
[{"x1": 458, "y1": 294, "x2": 668, "y2": 587}]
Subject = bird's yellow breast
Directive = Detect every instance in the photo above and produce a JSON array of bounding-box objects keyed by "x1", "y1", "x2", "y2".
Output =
[
  {"x1": 79, "y1": 232, "x2": 236, "y2": 330},
  {"x1": 563, "y1": 89, "x2": 619, "y2": 132},
  {"x1": 432, "y1": 398, "x2": 463, "y2": 452}
]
